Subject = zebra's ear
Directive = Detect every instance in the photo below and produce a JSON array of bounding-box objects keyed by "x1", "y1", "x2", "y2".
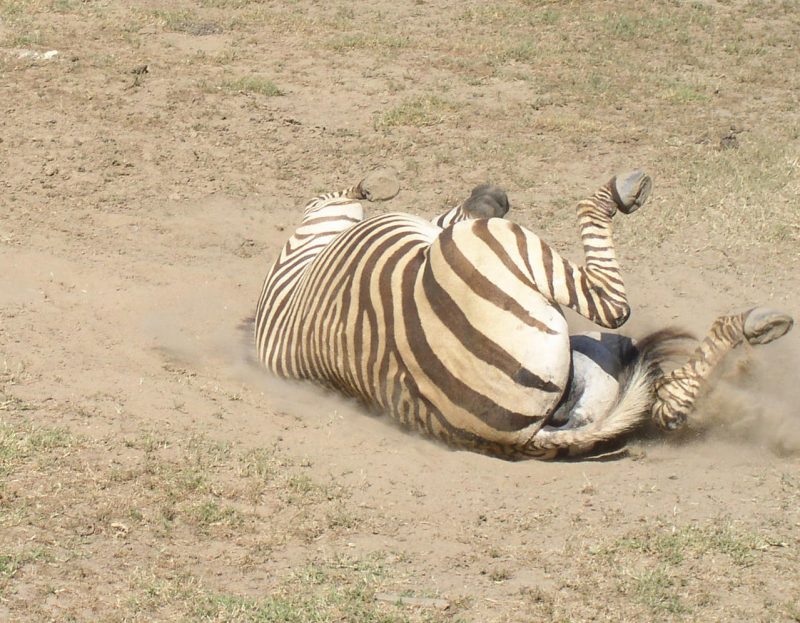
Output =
[{"x1": 463, "y1": 184, "x2": 510, "y2": 219}]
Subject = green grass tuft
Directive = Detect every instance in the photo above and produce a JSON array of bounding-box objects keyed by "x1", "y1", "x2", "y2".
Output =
[
  {"x1": 224, "y1": 76, "x2": 285, "y2": 97},
  {"x1": 0, "y1": 420, "x2": 78, "y2": 475},
  {"x1": 617, "y1": 522, "x2": 767, "y2": 567},
  {"x1": 630, "y1": 566, "x2": 688, "y2": 615},
  {"x1": 376, "y1": 95, "x2": 456, "y2": 129},
  {"x1": 327, "y1": 33, "x2": 409, "y2": 53}
]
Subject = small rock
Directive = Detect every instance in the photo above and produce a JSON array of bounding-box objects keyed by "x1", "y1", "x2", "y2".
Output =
[{"x1": 16, "y1": 49, "x2": 59, "y2": 61}]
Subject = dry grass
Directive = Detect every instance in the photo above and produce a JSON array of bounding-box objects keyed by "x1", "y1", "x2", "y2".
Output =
[
  {"x1": 0, "y1": 409, "x2": 450, "y2": 622},
  {"x1": 0, "y1": 0, "x2": 798, "y2": 621},
  {"x1": 376, "y1": 95, "x2": 459, "y2": 129},
  {"x1": 223, "y1": 76, "x2": 285, "y2": 97}
]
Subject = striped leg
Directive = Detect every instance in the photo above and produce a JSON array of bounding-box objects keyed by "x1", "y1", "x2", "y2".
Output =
[
  {"x1": 573, "y1": 170, "x2": 649, "y2": 328},
  {"x1": 297, "y1": 168, "x2": 400, "y2": 233},
  {"x1": 529, "y1": 170, "x2": 651, "y2": 329},
  {"x1": 433, "y1": 184, "x2": 510, "y2": 228},
  {"x1": 260, "y1": 168, "x2": 400, "y2": 302},
  {"x1": 652, "y1": 307, "x2": 793, "y2": 430},
  {"x1": 431, "y1": 171, "x2": 652, "y2": 331}
]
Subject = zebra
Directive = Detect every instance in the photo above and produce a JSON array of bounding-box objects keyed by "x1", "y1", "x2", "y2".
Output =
[{"x1": 254, "y1": 169, "x2": 793, "y2": 459}]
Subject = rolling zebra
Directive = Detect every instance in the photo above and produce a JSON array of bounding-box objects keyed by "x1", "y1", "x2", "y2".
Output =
[{"x1": 254, "y1": 169, "x2": 793, "y2": 459}]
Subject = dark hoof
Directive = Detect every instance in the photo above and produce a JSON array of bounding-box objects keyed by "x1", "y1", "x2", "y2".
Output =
[
  {"x1": 462, "y1": 184, "x2": 510, "y2": 219},
  {"x1": 612, "y1": 170, "x2": 652, "y2": 214},
  {"x1": 359, "y1": 168, "x2": 400, "y2": 202},
  {"x1": 743, "y1": 308, "x2": 793, "y2": 345}
]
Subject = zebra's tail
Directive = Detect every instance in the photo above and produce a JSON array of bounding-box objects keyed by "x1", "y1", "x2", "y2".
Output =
[{"x1": 527, "y1": 329, "x2": 692, "y2": 458}]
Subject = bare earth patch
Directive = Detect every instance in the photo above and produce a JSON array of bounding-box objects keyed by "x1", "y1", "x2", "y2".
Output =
[{"x1": 1, "y1": 0, "x2": 798, "y2": 621}]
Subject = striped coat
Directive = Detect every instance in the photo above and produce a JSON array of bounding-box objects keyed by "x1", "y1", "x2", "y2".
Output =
[{"x1": 255, "y1": 171, "x2": 793, "y2": 458}]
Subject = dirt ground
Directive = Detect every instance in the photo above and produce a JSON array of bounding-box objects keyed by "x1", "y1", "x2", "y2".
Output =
[{"x1": 1, "y1": 1, "x2": 799, "y2": 621}]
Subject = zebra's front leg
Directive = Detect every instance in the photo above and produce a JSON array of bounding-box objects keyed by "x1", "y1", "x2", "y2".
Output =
[{"x1": 652, "y1": 307, "x2": 793, "y2": 430}]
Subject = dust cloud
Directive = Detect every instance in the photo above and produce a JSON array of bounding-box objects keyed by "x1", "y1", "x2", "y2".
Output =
[
  {"x1": 144, "y1": 305, "x2": 800, "y2": 460},
  {"x1": 143, "y1": 311, "x2": 470, "y2": 461},
  {"x1": 143, "y1": 310, "x2": 384, "y2": 431},
  {"x1": 692, "y1": 339, "x2": 800, "y2": 457}
]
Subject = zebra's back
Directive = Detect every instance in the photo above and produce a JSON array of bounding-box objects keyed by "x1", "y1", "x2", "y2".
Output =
[{"x1": 257, "y1": 211, "x2": 437, "y2": 403}]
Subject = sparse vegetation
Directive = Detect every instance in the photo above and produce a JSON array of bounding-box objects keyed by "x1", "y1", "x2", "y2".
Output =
[
  {"x1": 0, "y1": 420, "x2": 78, "y2": 475},
  {"x1": 198, "y1": 0, "x2": 259, "y2": 8},
  {"x1": 628, "y1": 566, "x2": 688, "y2": 615},
  {"x1": 617, "y1": 522, "x2": 766, "y2": 567},
  {"x1": 127, "y1": 554, "x2": 433, "y2": 623},
  {"x1": 151, "y1": 9, "x2": 222, "y2": 35},
  {"x1": 327, "y1": 33, "x2": 409, "y2": 53},
  {"x1": 224, "y1": 76, "x2": 285, "y2": 97},
  {"x1": 0, "y1": 548, "x2": 51, "y2": 580},
  {"x1": 1, "y1": 0, "x2": 798, "y2": 620},
  {"x1": 376, "y1": 95, "x2": 457, "y2": 129}
]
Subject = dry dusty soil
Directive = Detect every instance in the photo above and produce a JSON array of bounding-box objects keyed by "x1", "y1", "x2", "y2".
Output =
[{"x1": 1, "y1": 1, "x2": 800, "y2": 621}]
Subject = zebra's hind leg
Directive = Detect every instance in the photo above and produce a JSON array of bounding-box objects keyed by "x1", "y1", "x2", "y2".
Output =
[{"x1": 652, "y1": 307, "x2": 793, "y2": 430}]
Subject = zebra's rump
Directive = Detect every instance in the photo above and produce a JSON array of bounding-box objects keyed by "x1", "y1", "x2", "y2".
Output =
[{"x1": 257, "y1": 211, "x2": 577, "y2": 448}]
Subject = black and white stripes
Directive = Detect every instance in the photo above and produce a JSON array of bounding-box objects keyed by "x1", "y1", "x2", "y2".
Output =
[{"x1": 254, "y1": 170, "x2": 792, "y2": 459}]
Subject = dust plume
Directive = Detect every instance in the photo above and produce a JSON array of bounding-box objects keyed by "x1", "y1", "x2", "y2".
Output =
[
  {"x1": 142, "y1": 312, "x2": 465, "y2": 459},
  {"x1": 143, "y1": 310, "x2": 385, "y2": 431},
  {"x1": 144, "y1": 306, "x2": 800, "y2": 460},
  {"x1": 690, "y1": 338, "x2": 800, "y2": 456}
]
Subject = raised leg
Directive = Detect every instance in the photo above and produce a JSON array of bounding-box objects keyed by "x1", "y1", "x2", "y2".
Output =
[
  {"x1": 266, "y1": 168, "x2": 400, "y2": 282},
  {"x1": 652, "y1": 307, "x2": 793, "y2": 430},
  {"x1": 432, "y1": 184, "x2": 510, "y2": 228},
  {"x1": 563, "y1": 170, "x2": 650, "y2": 328},
  {"x1": 301, "y1": 167, "x2": 399, "y2": 221},
  {"x1": 430, "y1": 171, "x2": 651, "y2": 330},
  {"x1": 351, "y1": 168, "x2": 400, "y2": 203},
  {"x1": 492, "y1": 170, "x2": 651, "y2": 329}
]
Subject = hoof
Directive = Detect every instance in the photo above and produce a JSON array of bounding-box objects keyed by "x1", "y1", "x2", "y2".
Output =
[
  {"x1": 612, "y1": 170, "x2": 652, "y2": 214},
  {"x1": 462, "y1": 184, "x2": 510, "y2": 219},
  {"x1": 359, "y1": 168, "x2": 400, "y2": 202},
  {"x1": 743, "y1": 308, "x2": 794, "y2": 345},
  {"x1": 651, "y1": 396, "x2": 688, "y2": 431}
]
